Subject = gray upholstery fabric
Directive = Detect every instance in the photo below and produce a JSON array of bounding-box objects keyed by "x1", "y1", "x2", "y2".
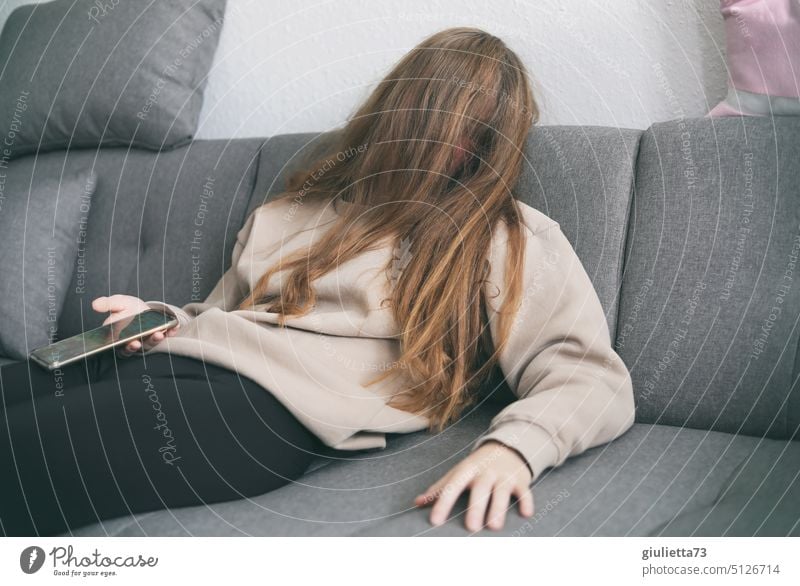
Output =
[
  {"x1": 0, "y1": 157, "x2": 96, "y2": 359},
  {"x1": 617, "y1": 117, "x2": 800, "y2": 440},
  {"x1": 517, "y1": 126, "x2": 641, "y2": 334},
  {"x1": 57, "y1": 139, "x2": 264, "y2": 338},
  {"x1": 248, "y1": 126, "x2": 643, "y2": 335},
  {"x1": 793, "y1": 343, "x2": 800, "y2": 439},
  {"x1": 247, "y1": 131, "x2": 340, "y2": 216},
  {"x1": 651, "y1": 439, "x2": 800, "y2": 536},
  {"x1": 63, "y1": 422, "x2": 791, "y2": 537},
  {"x1": 0, "y1": 0, "x2": 227, "y2": 158},
  {"x1": 353, "y1": 427, "x2": 799, "y2": 537}
]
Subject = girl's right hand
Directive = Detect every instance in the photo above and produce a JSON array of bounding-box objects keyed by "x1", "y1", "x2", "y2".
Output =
[{"x1": 91, "y1": 294, "x2": 179, "y2": 356}]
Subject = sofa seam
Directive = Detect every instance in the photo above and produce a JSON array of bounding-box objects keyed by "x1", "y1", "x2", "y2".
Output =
[
  {"x1": 611, "y1": 130, "x2": 645, "y2": 344},
  {"x1": 242, "y1": 137, "x2": 272, "y2": 215}
]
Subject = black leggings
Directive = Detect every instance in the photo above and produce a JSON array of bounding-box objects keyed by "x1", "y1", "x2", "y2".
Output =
[{"x1": 0, "y1": 351, "x2": 324, "y2": 536}]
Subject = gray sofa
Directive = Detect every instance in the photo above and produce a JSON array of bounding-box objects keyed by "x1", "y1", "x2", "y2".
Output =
[{"x1": 2, "y1": 116, "x2": 798, "y2": 536}]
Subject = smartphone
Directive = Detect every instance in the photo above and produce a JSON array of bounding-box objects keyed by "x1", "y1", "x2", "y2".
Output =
[{"x1": 29, "y1": 309, "x2": 179, "y2": 370}]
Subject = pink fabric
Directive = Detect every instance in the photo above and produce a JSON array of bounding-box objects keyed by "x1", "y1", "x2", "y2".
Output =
[
  {"x1": 709, "y1": 99, "x2": 746, "y2": 117},
  {"x1": 709, "y1": 0, "x2": 800, "y2": 117}
]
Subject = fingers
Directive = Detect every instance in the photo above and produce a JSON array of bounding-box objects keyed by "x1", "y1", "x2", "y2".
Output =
[
  {"x1": 465, "y1": 476, "x2": 494, "y2": 532},
  {"x1": 429, "y1": 469, "x2": 474, "y2": 526},
  {"x1": 115, "y1": 342, "x2": 136, "y2": 358},
  {"x1": 143, "y1": 329, "x2": 172, "y2": 348},
  {"x1": 486, "y1": 485, "x2": 512, "y2": 531},
  {"x1": 414, "y1": 467, "x2": 535, "y2": 531},
  {"x1": 126, "y1": 332, "x2": 160, "y2": 354},
  {"x1": 512, "y1": 484, "x2": 535, "y2": 518},
  {"x1": 94, "y1": 296, "x2": 174, "y2": 360},
  {"x1": 91, "y1": 296, "x2": 109, "y2": 313},
  {"x1": 125, "y1": 329, "x2": 173, "y2": 354},
  {"x1": 414, "y1": 473, "x2": 450, "y2": 507},
  {"x1": 92, "y1": 295, "x2": 127, "y2": 314}
]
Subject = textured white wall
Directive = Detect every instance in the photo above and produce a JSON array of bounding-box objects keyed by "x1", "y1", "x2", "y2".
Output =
[{"x1": 0, "y1": 0, "x2": 729, "y2": 136}]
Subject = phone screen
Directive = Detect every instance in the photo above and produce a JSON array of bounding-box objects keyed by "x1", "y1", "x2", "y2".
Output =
[{"x1": 30, "y1": 310, "x2": 178, "y2": 369}]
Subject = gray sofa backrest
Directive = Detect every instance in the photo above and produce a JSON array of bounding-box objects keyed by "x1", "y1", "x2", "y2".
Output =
[
  {"x1": 55, "y1": 139, "x2": 265, "y2": 338},
  {"x1": 617, "y1": 117, "x2": 800, "y2": 441}
]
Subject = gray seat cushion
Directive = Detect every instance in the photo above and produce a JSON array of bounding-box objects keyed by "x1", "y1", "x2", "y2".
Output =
[
  {"x1": 652, "y1": 439, "x2": 800, "y2": 536},
  {"x1": 63, "y1": 413, "x2": 798, "y2": 536}
]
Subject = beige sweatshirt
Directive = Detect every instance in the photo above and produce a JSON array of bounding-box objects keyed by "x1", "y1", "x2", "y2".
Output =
[{"x1": 143, "y1": 196, "x2": 635, "y2": 482}]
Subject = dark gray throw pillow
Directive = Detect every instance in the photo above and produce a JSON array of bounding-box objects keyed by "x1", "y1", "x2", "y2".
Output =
[
  {"x1": 0, "y1": 161, "x2": 96, "y2": 360},
  {"x1": 0, "y1": 0, "x2": 227, "y2": 159}
]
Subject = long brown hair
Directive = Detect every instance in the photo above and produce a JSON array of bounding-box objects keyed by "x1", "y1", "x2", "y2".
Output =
[{"x1": 239, "y1": 27, "x2": 538, "y2": 432}]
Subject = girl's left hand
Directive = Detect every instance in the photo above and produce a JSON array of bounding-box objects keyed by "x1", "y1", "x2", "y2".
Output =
[{"x1": 413, "y1": 440, "x2": 535, "y2": 531}]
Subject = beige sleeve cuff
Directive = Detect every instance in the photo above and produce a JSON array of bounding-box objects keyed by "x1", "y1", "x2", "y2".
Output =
[
  {"x1": 144, "y1": 300, "x2": 192, "y2": 328},
  {"x1": 471, "y1": 419, "x2": 561, "y2": 485}
]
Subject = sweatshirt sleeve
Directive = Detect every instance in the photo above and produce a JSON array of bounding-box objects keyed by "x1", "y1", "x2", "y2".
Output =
[
  {"x1": 471, "y1": 219, "x2": 635, "y2": 484},
  {"x1": 144, "y1": 207, "x2": 259, "y2": 326}
]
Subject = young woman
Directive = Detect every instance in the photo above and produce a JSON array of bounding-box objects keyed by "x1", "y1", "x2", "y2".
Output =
[{"x1": 0, "y1": 27, "x2": 634, "y2": 536}]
